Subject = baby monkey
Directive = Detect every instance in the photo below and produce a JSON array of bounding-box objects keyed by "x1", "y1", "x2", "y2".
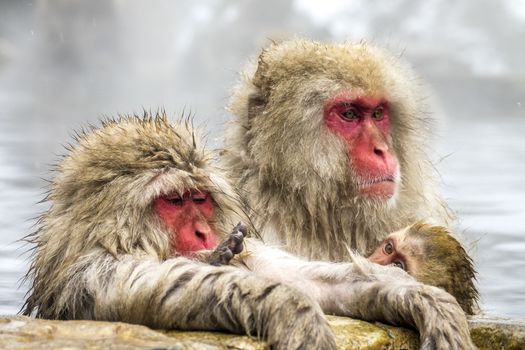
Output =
[
  {"x1": 214, "y1": 222, "x2": 478, "y2": 315},
  {"x1": 369, "y1": 223, "x2": 478, "y2": 315}
]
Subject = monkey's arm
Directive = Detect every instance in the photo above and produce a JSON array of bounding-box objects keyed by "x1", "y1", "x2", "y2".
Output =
[
  {"x1": 240, "y1": 240, "x2": 475, "y2": 350},
  {"x1": 69, "y1": 251, "x2": 336, "y2": 350}
]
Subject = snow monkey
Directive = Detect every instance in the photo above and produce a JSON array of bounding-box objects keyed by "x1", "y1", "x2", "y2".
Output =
[
  {"x1": 22, "y1": 114, "x2": 337, "y2": 350},
  {"x1": 368, "y1": 223, "x2": 479, "y2": 315},
  {"x1": 223, "y1": 39, "x2": 456, "y2": 260},
  {"x1": 23, "y1": 114, "x2": 475, "y2": 349}
]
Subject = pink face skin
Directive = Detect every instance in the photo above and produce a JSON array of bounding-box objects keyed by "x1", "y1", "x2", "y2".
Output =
[
  {"x1": 153, "y1": 190, "x2": 219, "y2": 256},
  {"x1": 368, "y1": 234, "x2": 411, "y2": 273},
  {"x1": 324, "y1": 92, "x2": 399, "y2": 198}
]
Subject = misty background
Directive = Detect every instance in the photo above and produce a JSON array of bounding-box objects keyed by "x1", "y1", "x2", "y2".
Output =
[{"x1": 0, "y1": 0, "x2": 524, "y2": 318}]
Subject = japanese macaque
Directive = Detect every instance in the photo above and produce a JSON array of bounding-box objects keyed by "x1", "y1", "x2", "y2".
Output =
[
  {"x1": 22, "y1": 114, "x2": 475, "y2": 349},
  {"x1": 22, "y1": 114, "x2": 337, "y2": 350},
  {"x1": 223, "y1": 39, "x2": 455, "y2": 259},
  {"x1": 368, "y1": 223, "x2": 479, "y2": 315}
]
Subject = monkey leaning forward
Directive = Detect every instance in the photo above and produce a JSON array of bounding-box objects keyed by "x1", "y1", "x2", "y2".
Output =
[
  {"x1": 24, "y1": 115, "x2": 475, "y2": 349},
  {"x1": 23, "y1": 115, "x2": 337, "y2": 350}
]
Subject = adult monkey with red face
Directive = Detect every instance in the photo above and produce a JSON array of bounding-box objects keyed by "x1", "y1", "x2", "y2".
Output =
[
  {"x1": 154, "y1": 189, "x2": 218, "y2": 254},
  {"x1": 23, "y1": 115, "x2": 337, "y2": 350},
  {"x1": 223, "y1": 39, "x2": 454, "y2": 259}
]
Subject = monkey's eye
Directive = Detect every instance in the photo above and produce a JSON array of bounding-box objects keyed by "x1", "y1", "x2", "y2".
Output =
[
  {"x1": 168, "y1": 196, "x2": 184, "y2": 206},
  {"x1": 372, "y1": 106, "x2": 384, "y2": 120},
  {"x1": 340, "y1": 109, "x2": 358, "y2": 121},
  {"x1": 384, "y1": 242, "x2": 394, "y2": 255},
  {"x1": 392, "y1": 260, "x2": 406, "y2": 270},
  {"x1": 192, "y1": 194, "x2": 207, "y2": 204}
]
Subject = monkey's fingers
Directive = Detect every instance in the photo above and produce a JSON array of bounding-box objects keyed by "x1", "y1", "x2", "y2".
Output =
[
  {"x1": 208, "y1": 246, "x2": 233, "y2": 266},
  {"x1": 229, "y1": 231, "x2": 244, "y2": 255},
  {"x1": 209, "y1": 247, "x2": 234, "y2": 266},
  {"x1": 232, "y1": 222, "x2": 248, "y2": 237},
  {"x1": 208, "y1": 230, "x2": 244, "y2": 266}
]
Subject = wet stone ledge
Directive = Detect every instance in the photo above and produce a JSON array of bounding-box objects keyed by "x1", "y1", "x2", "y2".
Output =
[
  {"x1": 0, "y1": 314, "x2": 523, "y2": 349},
  {"x1": 469, "y1": 315, "x2": 525, "y2": 350}
]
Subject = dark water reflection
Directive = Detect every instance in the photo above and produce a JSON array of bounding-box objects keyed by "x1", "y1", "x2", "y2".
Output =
[{"x1": 0, "y1": 0, "x2": 524, "y2": 318}]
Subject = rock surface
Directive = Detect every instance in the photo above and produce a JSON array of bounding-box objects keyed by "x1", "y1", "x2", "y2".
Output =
[
  {"x1": 0, "y1": 314, "x2": 523, "y2": 349},
  {"x1": 469, "y1": 315, "x2": 525, "y2": 350}
]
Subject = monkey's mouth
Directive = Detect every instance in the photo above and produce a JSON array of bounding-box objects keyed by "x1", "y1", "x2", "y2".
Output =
[{"x1": 357, "y1": 176, "x2": 397, "y2": 198}]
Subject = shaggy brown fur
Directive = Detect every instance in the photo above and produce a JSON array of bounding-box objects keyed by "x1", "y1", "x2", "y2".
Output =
[
  {"x1": 223, "y1": 39, "x2": 454, "y2": 260},
  {"x1": 22, "y1": 113, "x2": 338, "y2": 350}
]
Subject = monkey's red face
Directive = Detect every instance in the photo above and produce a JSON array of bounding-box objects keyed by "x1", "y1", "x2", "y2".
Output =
[
  {"x1": 324, "y1": 93, "x2": 399, "y2": 198},
  {"x1": 153, "y1": 190, "x2": 219, "y2": 256}
]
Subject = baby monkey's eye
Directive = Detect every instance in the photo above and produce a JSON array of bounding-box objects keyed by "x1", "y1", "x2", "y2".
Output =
[
  {"x1": 392, "y1": 260, "x2": 406, "y2": 270},
  {"x1": 384, "y1": 242, "x2": 394, "y2": 255}
]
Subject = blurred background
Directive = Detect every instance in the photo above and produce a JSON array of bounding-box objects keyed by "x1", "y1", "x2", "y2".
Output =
[{"x1": 0, "y1": 0, "x2": 524, "y2": 317}]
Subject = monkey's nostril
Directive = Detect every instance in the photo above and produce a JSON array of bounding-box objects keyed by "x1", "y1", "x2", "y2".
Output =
[
  {"x1": 374, "y1": 148, "x2": 384, "y2": 157},
  {"x1": 195, "y1": 231, "x2": 206, "y2": 242}
]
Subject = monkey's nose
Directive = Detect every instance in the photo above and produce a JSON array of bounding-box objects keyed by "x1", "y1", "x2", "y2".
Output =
[
  {"x1": 193, "y1": 221, "x2": 218, "y2": 249},
  {"x1": 372, "y1": 139, "x2": 389, "y2": 158},
  {"x1": 195, "y1": 230, "x2": 207, "y2": 243},
  {"x1": 194, "y1": 221, "x2": 212, "y2": 242},
  {"x1": 373, "y1": 147, "x2": 385, "y2": 157}
]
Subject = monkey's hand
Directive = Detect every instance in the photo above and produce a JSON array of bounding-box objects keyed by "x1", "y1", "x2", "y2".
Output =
[
  {"x1": 337, "y1": 263, "x2": 476, "y2": 350},
  {"x1": 208, "y1": 222, "x2": 247, "y2": 266},
  {"x1": 297, "y1": 255, "x2": 475, "y2": 350},
  {"x1": 406, "y1": 285, "x2": 476, "y2": 350}
]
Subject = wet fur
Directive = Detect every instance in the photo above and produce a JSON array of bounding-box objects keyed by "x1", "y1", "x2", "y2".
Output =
[{"x1": 22, "y1": 113, "x2": 337, "y2": 349}]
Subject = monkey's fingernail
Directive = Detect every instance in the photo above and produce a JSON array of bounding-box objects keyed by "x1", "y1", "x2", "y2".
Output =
[
  {"x1": 223, "y1": 250, "x2": 233, "y2": 261},
  {"x1": 238, "y1": 224, "x2": 248, "y2": 236},
  {"x1": 232, "y1": 232, "x2": 244, "y2": 241}
]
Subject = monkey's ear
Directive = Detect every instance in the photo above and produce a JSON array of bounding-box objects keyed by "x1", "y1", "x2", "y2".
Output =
[
  {"x1": 247, "y1": 92, "x2": 266, "y2": 119},
  {"x1": 248, "y1": 46, "x2": 275, "y2": 119},
  {"x1": 252, "y1": 48, "x2": 270, "y2": 89}
]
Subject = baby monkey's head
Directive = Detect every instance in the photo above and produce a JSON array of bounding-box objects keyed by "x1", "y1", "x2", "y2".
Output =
[{"x1": 369, "y1": 222, "x2": 479, "y2": 315}]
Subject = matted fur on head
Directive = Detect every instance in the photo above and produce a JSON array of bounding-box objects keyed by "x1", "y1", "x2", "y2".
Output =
[{"x1": 23, "y1": 112, "x2": 245, "y2": 316}]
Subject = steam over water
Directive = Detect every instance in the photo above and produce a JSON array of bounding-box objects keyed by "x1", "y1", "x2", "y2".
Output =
[{"x1": 0, "y1": 0, "x2": 524, "y2": 318}]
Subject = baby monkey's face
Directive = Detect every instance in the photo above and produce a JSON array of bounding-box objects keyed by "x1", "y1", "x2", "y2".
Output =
[
  {"x1": 368, "y1": 226, "x2": 424, "y2": 276},
  {"x1": 368, "y1": 223, "x2": 479, "y2": 315}
]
